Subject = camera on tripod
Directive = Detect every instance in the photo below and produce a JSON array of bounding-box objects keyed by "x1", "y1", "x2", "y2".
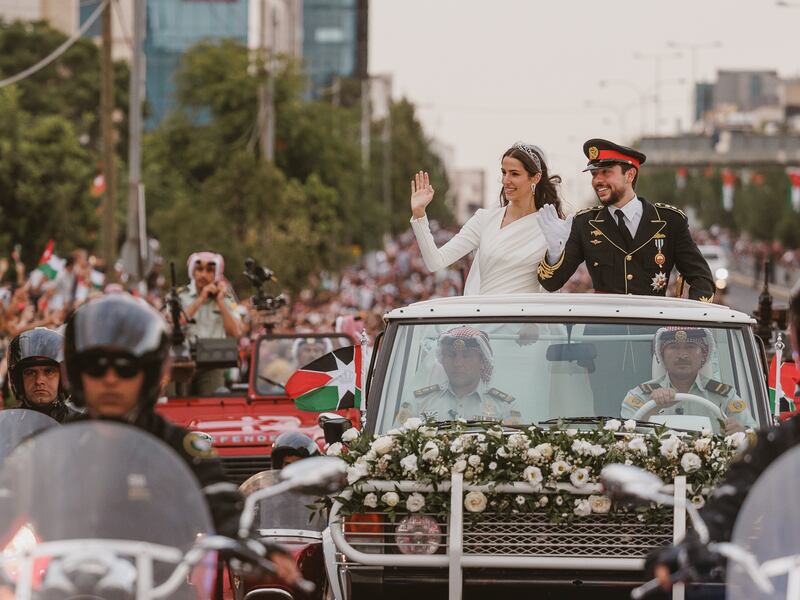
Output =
[{"x1": 244, "y1": 258, "x2": 287, "y2": 314}]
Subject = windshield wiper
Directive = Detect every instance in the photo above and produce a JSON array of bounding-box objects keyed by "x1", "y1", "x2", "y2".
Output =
[
  {"x1": 538, "y1": 416, "x2": 658, "y2": 429},
  {"x1": 433, "y1": 419, "x2": 525, "y2": 430},
  {"x1": 257, "y1": 375, "x2": 285, "y2": 390}
]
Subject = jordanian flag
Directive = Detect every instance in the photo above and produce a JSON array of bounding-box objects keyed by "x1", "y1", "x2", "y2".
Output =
[
  {"x1": 35, "y1": 240, "x2": 61, "y2": 280},
  {"x1": 286, "y1": 346, "x2": 362, "y2": 411}
]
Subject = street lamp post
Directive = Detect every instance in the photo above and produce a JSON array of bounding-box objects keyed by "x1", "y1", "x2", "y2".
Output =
[
  {"x1": 633, "y1": 51, "x2": 683, "y2": 135},
  {"x1": 666, "y1": 40, "x2": 722, "y2": 128},
  {"x1": 597, "y1": 79, "x2": 652, "y2": 137}
]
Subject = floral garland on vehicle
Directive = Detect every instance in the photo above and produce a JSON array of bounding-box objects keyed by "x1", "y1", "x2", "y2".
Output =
[{"x1": 326, "y1": 418, "x2": 749, "y2": 525}]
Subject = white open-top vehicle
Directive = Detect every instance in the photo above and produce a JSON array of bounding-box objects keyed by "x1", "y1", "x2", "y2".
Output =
[{"x1": 323, "y1": 294, "x2": 773, "y2": 600}]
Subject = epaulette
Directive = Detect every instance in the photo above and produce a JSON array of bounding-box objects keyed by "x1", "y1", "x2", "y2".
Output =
[
  {"x1": 487, "y1": 388, "x2": 515, "y2": 403},
  {"x1": 705, "y1": 379, "x2": 733, "y2": 396},
  {"x1": 624, "y1": 394, "x2": 645, "y2": 409},
  {"x1": 575, "y1": 206, "x2": 603, "y2": 217},
  {"x1": 413, "y1": 384, "x2": 442, "y2": 398},
  {"x1": 639, "y1": 382, "x2": 662, "y2": 394},
  {"x1": 654, "y1": 203, "x2": 687, "y2": 219}
]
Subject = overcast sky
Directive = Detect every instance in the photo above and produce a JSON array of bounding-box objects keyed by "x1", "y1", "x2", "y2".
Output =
[{"x1": 370, "y1": 0, "x2": 799, "y2": 210}]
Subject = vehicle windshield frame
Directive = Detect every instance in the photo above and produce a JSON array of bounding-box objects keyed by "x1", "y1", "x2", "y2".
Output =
[{"x1": 366, "y1": 316, "x2": 768, "y2": 434}]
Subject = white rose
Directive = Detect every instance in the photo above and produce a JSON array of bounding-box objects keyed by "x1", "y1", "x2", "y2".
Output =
[
  {"x1": 468, "y1": 454, "x2": 482, "y2": 467},
  {"x1": 406, "y1": 492, "x2": 426, "y2": 512},
  {"x1": 402, "y1": 417, "x2": 422, "y2": 430},
  {"x1": 381, "y1": 491, "x2": 399, "y2": 507},
  {"x1": 701, "y1": 426, "x2": 713, "y2": 438},
  {"x1": 420, "y1": 426, "x2": 437, "y2": 438},
  {"x1": 400, "y1": 454, "x2": 419, "y2": 474},
  {"x1": 627, "y1": 437, "x2": 648, "y2": 455},
  {"x1": 452, "y1": 459, "x2": 467, "y2": 473},
  {"x1": 551, "y1": 460, "x2": 570, "y2": 477},
  {"x1": 691, "y1": 495, "x2": 706, "y2": 509},
  {"x1": 573, "y1": 498, "x2": 592, "y2": 517},
  {"x1": 507, "y1": 434, "x2": 529, "y2": 449},
  {"x1": 659, "y1": 436, "x2": 681, "y2": 459},
  {"x1": 571, "y1": 439, "x2": 592, "y2": 455},
  {"x1": 604, "y1": 419, "x2": 622, "y2": 431},
  {"x1": 464, "y1": 491, "x2": 487, "y2": 513},
  {"x1": 555, "y1": 495, "x2": 564, "y2": 506},
  {"x1": 387, "y1": 429, "x2": 402, "y2": 436},
  {"x1": 496, "y1": 446, "x2": 510, "y2": 458},
  {"x1": 623, "y1": 419, "x2": 637, "y2": 432},
  {"x1": 347, "y1": 463, "x2": 369, "y2": 485},
  {"x1": 515, "y1": 495, "x2": 526, "y2": 506},
  {"x1": 526, "y1": 448, "x2": 543, "y2": 462},
  {"x1": 488, "y1": 461, "x2": 498, "y2": 470},
  {"x1": 487, "y1": 427, "x2": 503, "y2": 439},
  {"x1": 589, "y1": 444, "x2": 606, "y2": 457},
  {"x1": 341, "y1": 428, "x2": 360, "y2": 443},
  {"x1": 535, "y1": 443, "x2": 554, "y2": 459},
  {"x1": 523, "y1": 465, "x2": 544, "y2": 486},
  {"x1": 371, "y1": 436, "x2": 395, "y2": 456},
  {"x1": 566, "y1": 428, "x2": 579, "y2": 437},
  {"x1": 570, "y1": 467, "x2": 590, "y2": 488},
  {"x1": 326, "y1": 442, "x2": 343, "y2": 456},
  {"x1": 449, "y1": 438, "x2": 465, "y2": 453},
  {"x1": 693, "y1": 438, "x2": 712, "y2": 453},
  {"x1": 680, "y1": 452, "x2": 702, "y2": 473},
  {"x1": 589, "y1": 494, "x2": 612, "y2": 514},
  {"x1": 421, "y1": 441, "x2": 440, "y2": 461},
  {"x1": 537, "y1": 496, "x2": 549, "y2": 507},
  {"x1": 363, "y1": 493, "x2": 378, "y2": 508},
  {"x1": 725, "y1": 431, "x2": 747, "y2": 449}
]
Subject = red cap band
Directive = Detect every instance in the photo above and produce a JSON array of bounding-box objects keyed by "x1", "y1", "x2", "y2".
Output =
[{"x1": 596, "y1": 150, "x2": 640, "y2": 169}]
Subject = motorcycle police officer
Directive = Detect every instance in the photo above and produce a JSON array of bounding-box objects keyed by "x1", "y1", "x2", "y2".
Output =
[
  {"x1": 650, "y1": 283, "x2": 800, "y2": 592},
  {"x1": 63, "y1": 294, "x2": 300, "y2": 586},
  {"x1": 271, "y1": 431, "x2": 321, "y2": 469},
  {"x1": 7, "y1": 327, "x2": 80, "y2": 422}
]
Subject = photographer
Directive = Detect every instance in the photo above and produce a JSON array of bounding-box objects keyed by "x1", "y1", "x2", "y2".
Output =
[{"x1": 179, "y1": 252, "x2": 243, "y2": 395}]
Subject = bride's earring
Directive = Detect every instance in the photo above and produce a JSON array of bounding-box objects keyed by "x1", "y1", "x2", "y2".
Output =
[{"x1": 530, "y1": 183, "x2": 537, "y2": 195}]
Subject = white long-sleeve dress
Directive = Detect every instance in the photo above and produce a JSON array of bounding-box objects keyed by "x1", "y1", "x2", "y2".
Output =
[{"x1": 410, "y1": 207, "x2": 547, "y2": 295}]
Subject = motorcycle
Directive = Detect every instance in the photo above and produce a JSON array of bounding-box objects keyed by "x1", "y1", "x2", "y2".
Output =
[
  {"x1": 0, "y1": 421, "x2": 346, "y2": 599},
  {"x1": 234, "y1": 470, "x2": 329, "y2": 599},
  {"x1": 600, "y1": 460, "x2": 787, "y2": 599}
]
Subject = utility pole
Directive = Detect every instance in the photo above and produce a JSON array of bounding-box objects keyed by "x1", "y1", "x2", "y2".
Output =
[
  {"x1": 100, "y1": 0, "x2": 117, "y2": 278},
  {"x1": 123, "y1": 0, "x2": 146, "y2": 284},
  {"x1": 633, "y1": 51, "x2": 682, "y2": 135},
  {"x1": 257, "y1": 0, "x2": 276, "y2": 162}
]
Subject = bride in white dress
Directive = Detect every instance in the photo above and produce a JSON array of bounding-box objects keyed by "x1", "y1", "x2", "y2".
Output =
[{"x1": 409, "y1": 142, "x2": 564, "y2": 295}]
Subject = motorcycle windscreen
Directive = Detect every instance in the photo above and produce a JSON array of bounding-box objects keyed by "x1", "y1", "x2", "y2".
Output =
[
  {"x1": 0, "y1": 409, "x2": 58, "y2": 465},
  {"x1": 0, "y1": 421, "x2": 213, "y2": 549},
  {"x1": 728, "y1": 445, "x2": 800, "y2": 600},
  {"x1": 242, "y1": 470, "x2": 327, "y2": 532}
]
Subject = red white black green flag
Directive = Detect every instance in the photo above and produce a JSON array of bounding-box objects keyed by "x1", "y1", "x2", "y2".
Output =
[{"x1": 285, "y1": 345, "x2": 362, "y2": 411}]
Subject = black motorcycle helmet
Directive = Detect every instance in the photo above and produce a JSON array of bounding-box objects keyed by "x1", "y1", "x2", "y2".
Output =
[
  {"x1": 7, "y1": 327, "x2": 68, "y2": 412},
  {"x1": 271, "y1": 431, "x2": 320, "y2": 469},
  {"x1": 64, "y1": 294, "x2": 169, "y2": 410}
]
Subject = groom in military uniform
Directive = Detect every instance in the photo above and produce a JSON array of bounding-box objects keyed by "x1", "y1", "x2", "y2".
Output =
[
  {"x1": 537, "y1": 139, "x2": 715, "y2": 301},
  {"x1": 395, "y1": 326, "x2": 520, "y2": 425}
]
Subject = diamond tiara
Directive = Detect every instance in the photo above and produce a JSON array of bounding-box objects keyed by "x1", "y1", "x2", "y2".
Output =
[{"x1": 512, "y1": 141, "x2": 543, "y2": 172}]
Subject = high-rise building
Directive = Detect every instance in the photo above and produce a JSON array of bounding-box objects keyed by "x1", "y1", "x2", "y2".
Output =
[{"x1": 303, "y1": 0, "x2": 367, "y2": 99}]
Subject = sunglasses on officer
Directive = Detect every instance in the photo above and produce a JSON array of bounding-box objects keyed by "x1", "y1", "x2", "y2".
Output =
[{"x1": 81, "y1": 353, "x2": 144, "y2": 379}]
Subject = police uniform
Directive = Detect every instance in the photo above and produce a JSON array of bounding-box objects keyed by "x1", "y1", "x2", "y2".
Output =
[
  {"x1": 70, "y1": 411, "x2": 243, "y2": 538},
  {"x1": 620, "y1": 373, "x2": 755, "y2": 431},
  {"x1": 396, "y1": 381, "x2": 521, "y2": 425},
  {"x1": 537, "y1": 139, "x2": 715, "y2": 302}
]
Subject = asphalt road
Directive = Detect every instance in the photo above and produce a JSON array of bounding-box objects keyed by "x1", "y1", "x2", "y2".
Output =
[{"x1": 722, "y1": 272, "x2": 791, "y2": 314}]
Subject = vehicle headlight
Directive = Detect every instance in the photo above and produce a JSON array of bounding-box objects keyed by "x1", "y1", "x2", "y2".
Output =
[
  {"x1": 396, "y1": 514, "x2": 441, "y2": 555},
  {"x1": 715, "y1": 268, "x2": 729, "y2": 281}
]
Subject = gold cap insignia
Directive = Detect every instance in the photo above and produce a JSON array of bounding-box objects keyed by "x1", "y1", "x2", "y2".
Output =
[
  {"x1": 674, "y1": 330, "x2": 688, "y2": 343},
  {"x1": 452, "y1": 339, "x2": 466, "y2": 350},
  {"x1": 588, "y1": 146, "x2": 599, "y2": 160}
]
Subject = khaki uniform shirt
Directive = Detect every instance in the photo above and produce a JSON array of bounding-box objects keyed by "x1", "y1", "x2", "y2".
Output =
[
  {"x1": 395, "y1": 381, "x2": 520, "y2": 425},
  {"x1": 621, "y1": 373, "x2": 755, "y2": 431},
  {"x1": 179, "y1": 282, "x2": 240, "y2": 341}
]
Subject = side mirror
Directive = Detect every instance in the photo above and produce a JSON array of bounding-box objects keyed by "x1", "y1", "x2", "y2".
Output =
[
  {"x1": 600, "y1": 464, "x2": 668, "y2": 504},
  {"x1": 279, "y1": 456, "x2": 348, "y2": 495},
  {"x1": 318, "y1": 414, "x2": 352, "y2": 444}
]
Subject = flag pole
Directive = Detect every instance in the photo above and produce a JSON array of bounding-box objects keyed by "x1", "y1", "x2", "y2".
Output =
[{"x1": 360, "y1": 328, "x2": 369, "y2": 419}]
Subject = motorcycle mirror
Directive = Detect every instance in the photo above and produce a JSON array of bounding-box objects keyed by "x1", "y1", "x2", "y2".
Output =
[
  {"x1": 279, "y1": 456, "x2": 348, "y2": 495},
  {"x1": 318, "y1": 414, "x2": 352, "y2": 444},
  {"x1": 600, "y1": 464, "x2": 667, "y2": 503}
]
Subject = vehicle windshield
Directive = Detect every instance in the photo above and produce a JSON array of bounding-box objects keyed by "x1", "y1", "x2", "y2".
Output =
[
  {"x1": 375, "y1": 320, "x2": 764, "y2": 434},
  {"x1": 0, "y1": 422, "x2": 215, "y2": 595},
  {"x1": 241, "y1": 470, "x2": 326, "y2": 532},
  {"x1": 255, "y1": 334, "x2": 353, "y2": 395}
]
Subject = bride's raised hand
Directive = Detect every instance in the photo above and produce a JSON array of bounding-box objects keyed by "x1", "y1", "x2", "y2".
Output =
[{"x1": 410, "y1": 171, "x2": 435, "y2": 218}]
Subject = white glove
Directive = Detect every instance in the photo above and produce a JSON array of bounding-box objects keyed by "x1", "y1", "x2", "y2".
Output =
[{"x1": 539, "y1": 204, "x2": 573, "y2": 262}]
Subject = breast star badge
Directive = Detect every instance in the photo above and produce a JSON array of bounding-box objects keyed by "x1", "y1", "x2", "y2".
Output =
[{"x1": 651, "y1": 271, "x2": 667, "y2": 291}]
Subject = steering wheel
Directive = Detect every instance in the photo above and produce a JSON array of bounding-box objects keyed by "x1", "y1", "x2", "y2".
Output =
[{"x1": 631, "y1": 392, "x2": 726, "y2": 422}]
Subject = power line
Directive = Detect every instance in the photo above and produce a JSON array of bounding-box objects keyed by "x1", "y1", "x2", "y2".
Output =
[{"x1": 0, "y1": 0, "x2": 109, "y2": 89}]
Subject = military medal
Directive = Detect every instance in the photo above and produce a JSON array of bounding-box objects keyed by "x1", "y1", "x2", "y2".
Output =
[
  {"x1": 651, "y1": 272, "x2": 667, "y2": 291},
  {"x1": 654, "y1": 238, "x2": 666, "y2": 267}
]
